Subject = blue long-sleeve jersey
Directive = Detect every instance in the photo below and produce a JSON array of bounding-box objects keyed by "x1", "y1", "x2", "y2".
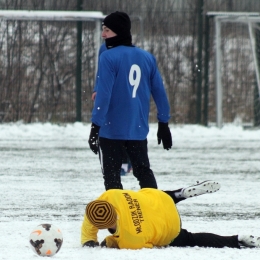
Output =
[{"x1": 92, "y1": 45, "x2": 170, "y2": 140}]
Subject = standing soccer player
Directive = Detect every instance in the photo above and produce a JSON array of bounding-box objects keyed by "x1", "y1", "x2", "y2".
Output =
[{"x1": 88, "y1": 11, "x2": 172, "y2": 190}]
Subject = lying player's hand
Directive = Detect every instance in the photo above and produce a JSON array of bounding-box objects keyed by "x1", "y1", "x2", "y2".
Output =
[
  {"x1": 100, "y1": 239, "x2": 107, "y2": 247},
  {"x1": 83, "y1": 240, "x2": 99, "y2": 247}
]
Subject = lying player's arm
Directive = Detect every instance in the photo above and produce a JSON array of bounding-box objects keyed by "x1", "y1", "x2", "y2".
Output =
[{"x1": 81, "y1": 214, "x2": 99, "y2": 247}]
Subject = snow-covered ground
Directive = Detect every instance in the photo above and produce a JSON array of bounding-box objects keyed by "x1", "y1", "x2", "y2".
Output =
[{"x1": 0, "y1": 122, "x2": 260, "y2": 260}]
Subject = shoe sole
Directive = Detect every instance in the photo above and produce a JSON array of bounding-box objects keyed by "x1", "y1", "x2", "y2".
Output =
[
  {"x1": 183, "y1": 180, "x2": 221, "y2": 198},
  {"x1": 239, "y1": 235, "x2": 260, "y2": 248}
]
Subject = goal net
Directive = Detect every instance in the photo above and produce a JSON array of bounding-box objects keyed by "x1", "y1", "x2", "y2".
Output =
[
  {"x1": 0, "y1": 10, "x2": 104, "y2": 123},
  {"x1": 208, "y1": 12, "x2": 260, "y2": 128}
]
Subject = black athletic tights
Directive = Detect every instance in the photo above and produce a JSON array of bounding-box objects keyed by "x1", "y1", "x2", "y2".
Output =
[
  {"x1": 169, "y1": 229, "x2": 239, "y2": 248},
  {"x1": 98, "y1": 137, "x2": 157, "y2": 190},
  {"x1": 163, "y1": 190, "x2": 240, "y2": 248}
]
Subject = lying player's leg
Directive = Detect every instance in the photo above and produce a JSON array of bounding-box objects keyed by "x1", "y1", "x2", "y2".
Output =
[
  {"x1": 169, "y1": 229, "x2": 260, "y2": 248},
  {"x1": 164, "y1": 180, "x2": 221, "y2": 204},
  {"x1": 169, "y1": 229, "x2": 239, "y2": 248}
]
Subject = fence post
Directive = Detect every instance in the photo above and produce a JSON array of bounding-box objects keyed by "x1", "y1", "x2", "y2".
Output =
[
  {"x1": 215, "y1": 17, "x2": 223, "y2": 128},
  {"x1": 196, "y1": 0, "x2": 204, "y2": 124},
  {"x1": 203, "y1": 15, "x2": 210, "y2": 126},
  {"x1": 76, "y1": 0, "x2": 83, "y2": 122}
]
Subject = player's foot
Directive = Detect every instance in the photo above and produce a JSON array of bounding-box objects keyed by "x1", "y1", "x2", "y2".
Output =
[
  {"x1": 238, "y1": 235, "x2": 260, "y2": 248},
  {"x1": 182, "y1": 180, "x2": 221, "y2": 198}
]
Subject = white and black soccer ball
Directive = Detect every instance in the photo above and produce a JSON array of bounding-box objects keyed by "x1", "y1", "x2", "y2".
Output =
[{"x1": 29, "y1": 223, "x2": 63, "y2": 257}]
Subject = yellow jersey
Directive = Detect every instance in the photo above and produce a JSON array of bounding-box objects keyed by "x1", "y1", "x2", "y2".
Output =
[{"x1": 81, "y1": 188, "x2": 181, "y2": 249}]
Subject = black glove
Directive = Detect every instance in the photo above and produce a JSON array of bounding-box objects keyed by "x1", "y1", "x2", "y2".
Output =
[
  {"x1": 157, "y1": 122, "x2": 172, "y2": 150},
  {"x1": 83, "y1": 240, "x2": 99, "y2": 247},
  {"x1": 88, "y1": 123, "x2": 100, "y2": 154},
  {"x1": 100, "y1": 239, "x2": 107, "y2": 247}
]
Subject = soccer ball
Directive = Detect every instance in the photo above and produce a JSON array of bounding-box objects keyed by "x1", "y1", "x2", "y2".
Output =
[{"x1": 29, "y1": 223, "x2": 63, "y2": 257}]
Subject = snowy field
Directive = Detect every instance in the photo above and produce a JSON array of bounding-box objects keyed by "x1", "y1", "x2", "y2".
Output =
[{"x1": 0, "y1": 122, "x2": 260, "y2": 260}]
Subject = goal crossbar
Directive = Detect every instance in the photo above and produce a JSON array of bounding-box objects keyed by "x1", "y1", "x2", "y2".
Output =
[{"x1": 0, "y1": 10, "x2": 105, "y2": 21}]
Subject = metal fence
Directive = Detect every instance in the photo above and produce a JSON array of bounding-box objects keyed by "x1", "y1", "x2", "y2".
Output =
[{"x1": 0, "y1": 0, "x2": 260, "y2": 126}]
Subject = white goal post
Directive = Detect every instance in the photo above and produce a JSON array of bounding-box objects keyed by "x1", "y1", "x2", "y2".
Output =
[
  {"x1": 0, "y1": 10, "x2": 105, "y2": 76},
  {"x1": 207, "y1": 12, "x2": 260, "y2": 128}
]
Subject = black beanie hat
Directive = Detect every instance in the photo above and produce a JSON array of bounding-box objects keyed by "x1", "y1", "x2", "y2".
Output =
[{"x1": 102, "y1": 11, "x2": 131, "y2": 37}]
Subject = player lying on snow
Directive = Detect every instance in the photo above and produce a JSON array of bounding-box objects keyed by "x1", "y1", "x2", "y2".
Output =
[{"x1": 81, "y1": 180, "x2": 260, "y2": 249}]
